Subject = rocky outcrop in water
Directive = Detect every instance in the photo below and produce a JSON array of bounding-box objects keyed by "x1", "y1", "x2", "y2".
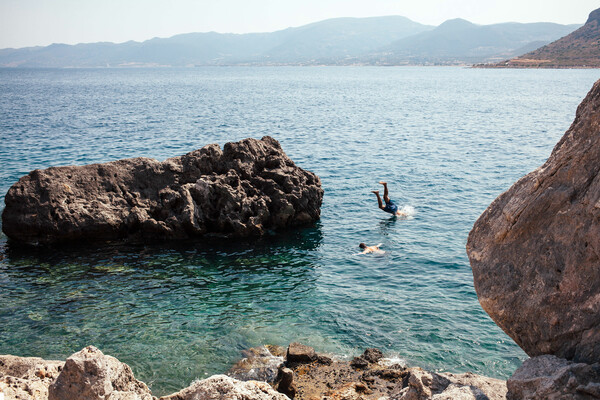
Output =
[
  {"x1": 507, "y1": 355, "x2": 600, "y2": 400},
  {"x1": 2, "y1": 136, "x2": 323, "y2": 245},
  {"x1": 467, "y1": 79, "x2": 600, "y2": 363}
]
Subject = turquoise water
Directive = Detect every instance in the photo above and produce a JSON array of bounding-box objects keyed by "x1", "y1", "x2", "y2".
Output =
[{"x1": 0, "y1": 67, "x2": 598, "y2": 395}]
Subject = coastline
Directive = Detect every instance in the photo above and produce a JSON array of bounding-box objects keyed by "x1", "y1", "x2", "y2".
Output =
[{"x1": 0, "y1": 343, "x2": 507, "y2": 399}]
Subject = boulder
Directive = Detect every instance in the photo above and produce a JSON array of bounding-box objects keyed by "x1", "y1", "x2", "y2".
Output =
[
  {"x1": 0, "y1": 355, "x2": 64, "y2": 400},
  {"x1": 48, "y1": 346, "x2": 152, "y2": 400},
  {"x1": 228, "y1": 345, "x2": 284, "y2": 383},
  {"x1": 467, "y1": 79, "x2": 600, "y2": 362},
  {"x1": 286, "y1": 343, "x2": 316, "y2": 365},
  {"x1": 2, "y1": 136, "x2": 323, "y2": 245},
  {"x1": 507, "y1": 355, "x2": 600, "y2": 400},
  {"x1": 274, "y1": 367, "x2": 297, "y2": 399},
  {"x1": 439, "y1": 372, "x2": 507, "y2": 400},
  {"x1": 159, "y1": 374, "x2": 289, "y2": 400}
]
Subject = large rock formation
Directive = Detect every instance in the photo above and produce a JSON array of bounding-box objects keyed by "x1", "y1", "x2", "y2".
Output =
[
  {"x1": 467, "y1": 80, "x2": 600, "y2": 363},
  {"x1": 2, "y1": 136, "x2": 323, "y2": 245}
]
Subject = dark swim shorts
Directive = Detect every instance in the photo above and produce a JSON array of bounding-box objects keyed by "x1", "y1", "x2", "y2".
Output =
[{"x1": 383, "y1": 199, "x2": 398, "y2": 214}]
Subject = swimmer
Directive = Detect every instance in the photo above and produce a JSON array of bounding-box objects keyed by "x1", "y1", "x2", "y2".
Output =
[
  {"x1": 357, "y1": 243, "x2": 384, "y2": 255},
  {"x1": 372, "y1": 181, "x2": 407, "y2": 217}
]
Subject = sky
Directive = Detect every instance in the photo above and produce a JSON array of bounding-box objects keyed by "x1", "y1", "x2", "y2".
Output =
[{"x1": 0, "y1": 0, "x2": 598, "y2": 49}]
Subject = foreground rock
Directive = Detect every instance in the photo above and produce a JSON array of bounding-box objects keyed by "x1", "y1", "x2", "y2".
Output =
[
  {"x1": 159, "y1": 374, "x2": 289, "y2": 400},
  {"x1": 467, "y1": 79, "x2": 600, "y2": 363},
  {"x1": 232, "y1": 344, "x2": 506, "y2": 400},
  {"x1": 2, "y1": 136, "x2": 323, "y2": 245},
  {"x1": 0, "y1": 344, "x2": 506, "y2": 400},
  {"x1": 48, "y1": 346, "x2": 152, "y2": 400},
  {"x1": 507, "y1": 355, "x2": 600, "y2": 399},
  {"x1": 0, "y1": 355, "x2": 63, "y2": 400}
]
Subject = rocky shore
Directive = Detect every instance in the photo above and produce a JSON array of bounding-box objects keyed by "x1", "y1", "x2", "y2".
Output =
[
  {"x1": 0, "y1": 343, "x2": 507, "y2": 400},
  {"x1": 2, "y1": 136, "x2": 323, "y2": 245}
]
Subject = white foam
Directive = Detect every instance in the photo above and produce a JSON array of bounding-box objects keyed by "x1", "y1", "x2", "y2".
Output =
[
  {"x1": 399, "y1": 205, "x2": 416, "y2": 218},
  {"x1": 380, "y1": 356, "x2": 407, "y2": 368}
]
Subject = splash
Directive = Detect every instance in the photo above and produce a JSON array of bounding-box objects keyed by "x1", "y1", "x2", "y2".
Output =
[{"x1": 398, "y1": 205, "x2": 416, "y2": 218}]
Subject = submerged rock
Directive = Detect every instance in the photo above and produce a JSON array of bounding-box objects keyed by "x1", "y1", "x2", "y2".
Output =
[
  {"x1": 467, "y1": 80, "x2": 600, "y2": 363},
  {"x1": 2, "y1": 136, "x2": 323, "y2": 245},
  {"x1": 48, "y1": 346, "x2": 152, "y2": 400},
  {"x1": 507, "y1": 355, "x2": 600, "y2": 400}
]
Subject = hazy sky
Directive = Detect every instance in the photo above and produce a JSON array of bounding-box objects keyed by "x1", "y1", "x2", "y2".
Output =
[{"x1": 1, "y1": 0, "x2": 597, "y2": 49}]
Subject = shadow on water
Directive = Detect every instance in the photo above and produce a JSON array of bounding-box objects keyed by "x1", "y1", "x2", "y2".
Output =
[
  {"x1": 0, "y1": 225, "x2": 324, "y2": 396},
  {"x1": 2, "y1": 224, "x2": 323, "y2": 272}
]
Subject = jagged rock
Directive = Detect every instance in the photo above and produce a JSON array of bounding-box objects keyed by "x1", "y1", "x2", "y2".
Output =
[
  {"x1": 274, "y1": 367, "x2": 297, "y2": 399},
  {"x1": 391, "y1": 367, "x2": 450, "y2": 400},
  {"x1": 431, "y1": 383, "x2": 487, "y2": 400},
  {"x1": 439, "y1": 372, "x2": 507, "y2": 400},
  {"x1": 467, "y1": 80, "x2": 600, "y2": 362},
  {"x1": 228, "y1": 345, "x2": 284, "y2": 383},
  {"x1": 159, "y1": 374, "x2": 289, "y2": 400},
  {"x1": 286, "y1": 343, "x2": 316, "y2": 365},
  {"x1": 361, "y1": 349, "x2": 383, "y2": 364},
  {"x1": 507, "y1": 355, "x2": 600, "y2": 400},
  {"x1": 0, "y1": 355, "x2": 64, "y2": 400},
  {"x1": 351, "y1": 348, "x2": 384, "y2": 370},
  {"x1": 2, "y1": 136, "x2": 323, "y2": 245},
  {"x1": 350, "y1": 356, "x2": 369, "y2": 370},
  {"x1": 48, "y1": 346, "x2": 152, "y2": 400}
]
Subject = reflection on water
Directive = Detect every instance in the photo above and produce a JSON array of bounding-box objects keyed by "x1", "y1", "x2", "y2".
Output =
[{"x1": 0, "y1": 226, "x2": 323, "y2": 395}]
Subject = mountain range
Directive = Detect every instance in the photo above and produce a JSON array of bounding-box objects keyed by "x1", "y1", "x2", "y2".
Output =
[
  {"x1": 487, "y1": 8, "x2": 600, "y2": 68},
  {"x1": 0, "y1": 16, "x2": 582, "y2": 67}
]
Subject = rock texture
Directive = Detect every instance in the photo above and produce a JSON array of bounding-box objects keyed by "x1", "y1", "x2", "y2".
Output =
[
  {"x1": 507, "y1": 355, "x2": 600, "y2": 400},
  {"x1": 0, "y1": 344, "x2": 507, "y2": 400},
  {"x1": 228, "y1": 345, "x2": 285, "y2": 383},
  {"x1": 2, "y1": 136, "x2": 323, "y2": 245},
  {"x1": 158, "y1": 374, "x2": 289, "y2": 400},
  {"x1": 0, "y1": 355, "x2": 63, "y2": 400},
  {"x1": 48, "y1": 346, "x2": 152, "y2": 400},
  {"x1": 467, "y1": 79, "x2": 600, "y2": 363}
]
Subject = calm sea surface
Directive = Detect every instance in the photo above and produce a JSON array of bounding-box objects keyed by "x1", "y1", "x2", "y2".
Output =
[{"x1": 0, "y1": 67, "x2": 598, "y2": 395}]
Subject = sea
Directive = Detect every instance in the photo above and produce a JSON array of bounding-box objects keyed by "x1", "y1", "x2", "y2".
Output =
[{"x1": 0, "y1": 67, "x2": 598, "y2": 395}]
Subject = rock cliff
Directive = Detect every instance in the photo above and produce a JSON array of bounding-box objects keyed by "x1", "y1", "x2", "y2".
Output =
[
  {"x1": 2, "y1": 136, "x2": 323, "y2": 245},
  {"x1": 467, "y1": 79, "x2": 600, "y2": 363}
]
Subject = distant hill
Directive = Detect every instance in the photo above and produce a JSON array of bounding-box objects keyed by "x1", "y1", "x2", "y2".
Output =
[
  {"x1": 484, "y1": 8, "x2": 600, "y2": 68},
  {"x1": 0, "y1": 16, "x2": 433, "y2": 67},
  {"x1": 374, "y1": 19, "x2": 581, "y2": 64},
  {"x1": 0, "y1": 15, "x2": 583, "y2": 67}
]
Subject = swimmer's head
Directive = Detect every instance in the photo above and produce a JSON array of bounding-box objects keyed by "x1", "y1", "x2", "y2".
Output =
[{"x1": 359, "y1": 243, "x2": 367, "y2": 249}]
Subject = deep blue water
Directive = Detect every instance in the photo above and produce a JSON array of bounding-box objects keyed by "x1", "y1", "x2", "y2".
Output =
[{"x1": 0, "y1": 67, "x2": 598, "y2": 395}]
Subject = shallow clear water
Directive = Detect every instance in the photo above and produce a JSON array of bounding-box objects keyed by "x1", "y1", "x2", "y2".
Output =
[{"x1": 0, "y1": 67, "x2": 598, "y2": 395}]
